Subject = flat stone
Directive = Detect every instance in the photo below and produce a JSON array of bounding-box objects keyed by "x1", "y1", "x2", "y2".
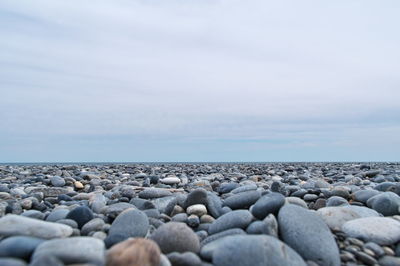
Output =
[
  {"x1": 317, "y1": 207, "x2": 363, "y2": 231},
  {"x1": 50, "y1": 176, "x2": 65, "y2": 187},
  {"x1": 208, "y1": 235, "x2": 307, "y2": 266},
  {"x1": 208, "y1": 210, "x2": 253, "y2": 235},
  {"x1": 167, "y1": 252, "x2": 202, "y2": 266},
  {"x1": 103, "y1": 202, "x2": 136, "y2": 219},
  {"x1": 150, "y1": 222, "x2": 200, "y2": 254},
  {"x1": 25, "y1": 187, "x2": 71, "y2": 197},
  {"x1": 0, "y1": 258, "x2": 27, "y2": 266},
  {"x1": 106, "y1": 238, "x2": 160, "y2": 266},
  {"x1": 0, "y1": 236, "x2": 45, "y2": 260},
  {"x1": 46, "y1": 209, "x2": 69, "y2": 222},
  {"x1": 352, "y1": 190, "x2": 380, "y2": 204},
  {"x1": 223, "y1": 190, "x2": 261, "y2": 210},
  {"x1": 81, "y1": 218, "x2": 105, "y2": 236},
  {"x1": 251, "y1": 192, "x2": 285, "y2": 219},
  {"x1": 105, "y1": 209, "x2": 149, "y2": 248},
  {"x1": 278, "y1": 204, "x2": 340, "y2": 266},
  {"x1": 32, "y1": 237, "x2": 105, "y2": 265},
  {"x1": 139, "y1": 188, "x2": 172, "y2": 199},
  {"x1": 201, "y1": 228, "x2": 246, "y2": 247},
  {"x1": 342, "y1": 217, "x2": 400, "y2": 245},
  {"x1": 160, "y1": 177, "x2": 181, "y2": 185},
  {"x1": 0, "y1": 214, "x2": 73, "y2": 239}
]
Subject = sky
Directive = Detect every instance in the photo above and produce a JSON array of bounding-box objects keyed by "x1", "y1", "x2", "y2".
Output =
[{"x1": 0, "y1": 0, "x2": 399, "y2": 162}]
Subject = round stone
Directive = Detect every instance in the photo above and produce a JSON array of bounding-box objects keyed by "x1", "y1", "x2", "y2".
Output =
[
  {"x1": 50, "y1": 176, "x2": 65, "y2": 187},
  {"x1": 251, "y1": 192, "x2": 285, "y2": 219},
  {"x1": 106, "y1": 238, "x2": 161, "y2": 266},
  {"x1": 167, "y1": 252, "x2": 202, "y2": 266},
  {"x1": 342, "y1": 217, "x2": 400, "y2": 245},
  {"x1": 150, "y1": 222, "x2": 200, "y2": 254},
  {"x1": 366, "y1": 192, "x2": 400, "y2": 216},
  {"x1": 209, "y1": 235, "x2": 307, "y2": 266},
  {"x1": 65, "y1": 206, "x2": 93, "y2": 229},
  {"x1": 223, "y1": 190, "x2": 261, "y2": 210},
  {"x1": 208, "y1": 210, "x2": 253, "y2": 235},
  {"x1": 0, "y1": 236, "x2": 45, "y2": 260},
  {"x1": 278, "y1": 204, "x2": 340, "y2": 266},
  {"x1": 105, "y1": 209, "x2": 149, "y2": 248},
  {"x1": 184, "y1": 188, "x2": 208, "y2": 208},
  {"x1": 187, "y1": 204, "x2": 207, "y2": 216},
  {"x1": 160, "y1": 177, "x2": 181, "y2": 185}
]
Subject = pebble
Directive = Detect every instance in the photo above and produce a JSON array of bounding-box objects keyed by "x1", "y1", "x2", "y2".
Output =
[
  {"x1": 342, "y1": 217, "x2": 400, "y2": 245},
  {"x1": 223, "y1": 190, "x2": 261, "y2": 210},
  {"x1": 184, "y1": 188, "x2": 208, "y2": 207},
  {"x1": 65, "y1": 206, "x2": 94, "y2": 229},
  {"x1": 50, "y1": 176, "x2": 65, "y2": 187},
  {"x1": 317, "y1": 207, "x2": 363, "y2": 231},
  {"x1": 208, "y1": 210, "x2": 253, "y2": 235},
  {"x1": 0, "y1": 258, "x2": 27, "y2": 266},
  {"x1": 106, "y1": 238, "x2": 160, "y2": 266},
  {"x1": 160, "y1": 177, "x2": 181, "y2": 185},
  {"x1": 251, "y1": 192, "x2": 285, "y2": 219},
  {"x1": 150, "y1": 222, "x2": 200, "y2": 254},
  {"x1": 167, "y1": 252, "x2": 202, "y2": 266},
  {"x1": 0, "y1": 236, "x2": 45, "y2": 260},
  {"x1": 0, "y1": 214, "x2": 73, "y2": 239},
  {"x1": 105, "y1": 209, "x2": 149, "y2": 247},
  {"x1": 209, "y1": 235, "x2": 307, "y2": 266},
  {"x1": 139, "y1": 188, "x2": 172, "y2": 199},
  {"x1": 278, "y1": 204, "x2": 340, "y2": 266},
  {"x1": 186, "y1": 204, "x2": 207, "y2": 216},
  {"x1": 46, "y1": 208, "x2": 69, "y2": 222},
  {"x1": 32, "y1": 237, "x2": 105, "y2": 265},
  {"x1": 378, "y1": 256, "x2": 400, "y2": 266},
  {"x1": 366, "y1": 192, "x2": 400, "y2": 216},
  {"x1": 81, "y1": 217, "x2": 105, "y2": 235}
]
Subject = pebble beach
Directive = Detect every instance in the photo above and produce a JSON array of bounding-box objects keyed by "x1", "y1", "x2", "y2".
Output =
[{"x1": 0, "y1": 162, "x2": 399, "y2": 266}]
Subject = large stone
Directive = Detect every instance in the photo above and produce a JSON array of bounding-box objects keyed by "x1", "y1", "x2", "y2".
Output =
[
  {"x1": 206, "y1": 192, "x2": 223, "y2": 218},
  {"x1": 106, "y1": 238, "x2": 160, "y2": 266},
  {"x1": 150, "y1": 222, "x2": 200, "y2": 254},
  {"x1": 366, "y1": 192, "x2": 400, "y2": 216},
  {"x1": 208, "y1": 210, "x2": 253, "y2": 235},
  {"x1": 167, "y1": 252, "x2": 202, "y2": 266},
  {"x1": 32, "y1": 237, "x2": 105, "y2": 265},
  {"x1": 342, "y1": 217, "x2": 400, "y2": 245},
  {"x1": 0, "y1": 236, "x2": 45, "y2": 260},
  {"x1": 251, "y1": 192, "x2": 285, "y2": 219},
  {"x1": 223, "y1": 190, "x2": 261, "y2": 210},
  {"x1": 317, "y1": 206, "x2": 377, "y2": 231},
  {"x1": 352, "y1": 190, "x2": 380, "y2": 204},
  {"x1": 65, "y1": 206, "x2": 94, "y2": 229},
  {"x1": 104, "y1": 203, "x2": 136, "y2": 219},
  {"x1": 206, "y1": 235, "x2": 307, "y2": 266},
  {"x1": 0, "y1": 214, "x2": 73, "y2": 239},
  {"x1": 184, "y1": 188, "x2": 208, "y2": 208},
  {"x1": 105, "y1": 209, "x2": 149, "y2": 248},
  {"x1": 278, "y1": 204, "x2": 340, "y2": 266}
]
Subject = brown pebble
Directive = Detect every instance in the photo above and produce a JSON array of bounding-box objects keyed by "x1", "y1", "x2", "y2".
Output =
[
  {"x1": 106, "y1": 238, "x2": 161, "y2": 266},
  {"x1": 74, "y1": 181, "x2": 84, "y2": 189}
]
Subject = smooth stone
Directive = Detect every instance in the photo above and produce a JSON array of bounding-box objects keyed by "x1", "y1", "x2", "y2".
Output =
[
  {"x1": 184, "y1": 188, "x2": 208, "y2": 208},
  {"x1": 150, "y1": 222, "x2": 200, "y2": 254},
  {"x1": 210, "y1": 235, "x2": 307, "y2": 266},
  {"x1": 0, "y1": 214, "x2": 73, "y2": 239},
  {"x1": 342, "y1": 217, "x2": 400, "y2": 245},
  {"x1": 20, "y1": 210, "x2": 45, "y2": 220},
  {"x1": 200, "y1": 214, "x2": 215, "y2": 223},
  {"x1": 218, "y1": 183, "x2": 240, "y2": 194},
  {"x1": 231, "y1": 184, "x2": 258, "y2": 194},
  {"x1": 326, "y1": 196, "x2": 349, "y2": 206},
  {"x1": 201, "y1": 228, "x2": 246, "y2": 247},
  {"x1": 104, "y1": 203, "x2": 136, "y2": 219},
  {"x1": 363, "y1": 242, "x2": 385, "y2": 257},
  {"x1": 32, "y1": 237, "x2": 105, "y2": 265},
  {"x1": 303, "y1": 194, "x2": 319, "y2": 201},
  {"x1": 352, "y1": 190, "x2": 380, "y2": 204},
  {"x1": 345, "y1": 206, "x2": 380, "y2": 217},
  {"x1": 206, "y1": 192, "x2": 223, "y2": 218},
  {"x1": 187, "y1": 204, "x2": 207, "y2": 216},
  {"x1": 0, "y1": 236, "x2": 45, "y2": 260},
  {"x1": 46, "y1": 209, "x2": 69, "y2": 222},
  {"x1": 160, "y1": 177, "x2": 181, "y2": 185},
  {"x1": 279, "y1": 204, "x2": 340, "y2": 266},
  {"x1": 25, "y1": 187, "x2": 71, "y2": 197},
  {"x1": 81, "y1": 218, "x2": 105, "y2": 236},
  {"x1": 50, "y1": 176, "x2": 65, "y2": 187},
  {"x1": 367, "y1": 192, "x2": 400, "y2": 216},
  {"x1": 379, "y1": 256, "x2": 400, "y2": 266},
  {"x1": 285, "y1": 197, "x2": 308, "y2": 208},
  {"x1": 65, "y1": 206, "x2": 94, "y2": 229},
  {"x1": 0, "y1": 258, "x2": 27, "y2": 266},
  {"x1": 106, "y1": 238, "x2": 161, "y2": 266},
  {"x1": 263, "y1": 213, "x2": 278, "y2": 237},
  {"x1": 139, "y1": 188, "x2": 172, "y2": 199},
  {"x1": 317, "y1": 207, "x2": 364, "y2": 231},
  {"x1": 151, "y1": 196, "x2": 176, "y2": 214},
  {"x1": 208, "y1": 210, "x2": 253, "y2": 235},
  {"x1": 105, "y1": 209, "x2": 149, "y2": 248},
  {"x1": 172, "y1": 213, "x2": 188, "y2": 223},
  {"x1": 30, "y1": 255, "x2": 63, "y2": 266},
  {"x1": 251, "y1": 192, "x2": 285, "y2": 219},
  {"x1": 167, "y1": 252, "x2": 202, "y2": 266},
  {"x1": 187, "y1": 214, "x2": 200, "y2": 227},
  {"x1": 56, "y1": 219, "x2": 78, "y2": 229},
  {"x1": 223, "y1": 190, "x2": 261, "y2": 210}
]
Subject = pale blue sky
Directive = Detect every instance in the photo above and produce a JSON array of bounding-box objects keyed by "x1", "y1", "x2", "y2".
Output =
[{"x1": 1, "y1": 0, "x2": 399, "y2": 162}]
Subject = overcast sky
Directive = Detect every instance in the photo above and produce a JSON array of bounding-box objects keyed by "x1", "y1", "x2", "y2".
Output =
[{"x1": 1, "y1": 0, "x2": 399, "y2": 162}]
